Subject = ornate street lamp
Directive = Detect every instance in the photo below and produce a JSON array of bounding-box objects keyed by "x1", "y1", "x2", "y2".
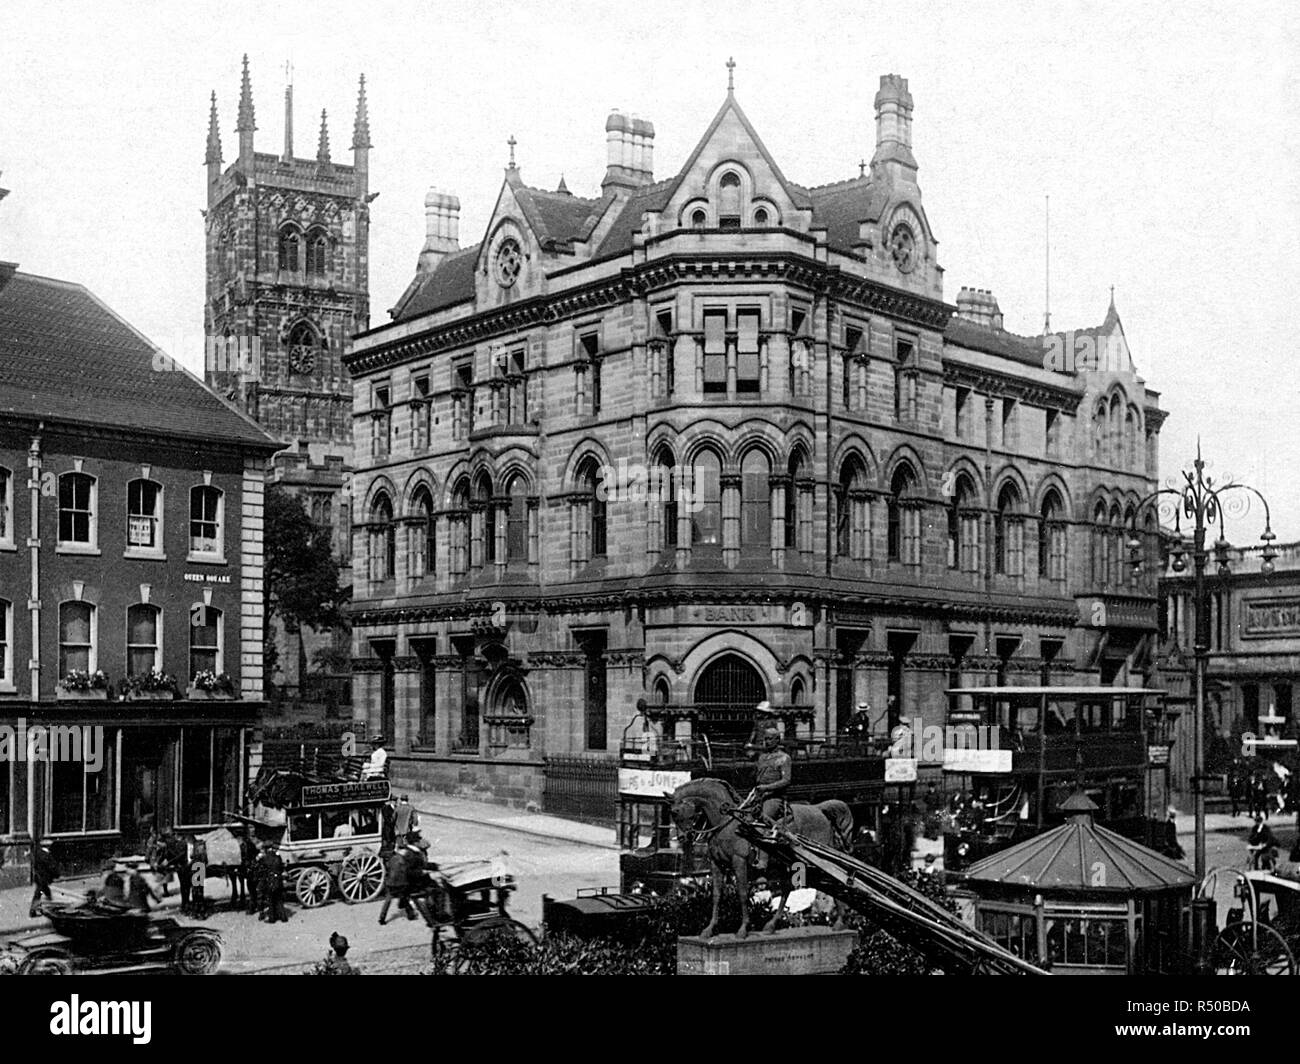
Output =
[{"x1": 1129, "y1": 441, "x2": 1275, "y2": 971}]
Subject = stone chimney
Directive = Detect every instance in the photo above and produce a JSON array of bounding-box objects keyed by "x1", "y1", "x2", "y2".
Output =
[
  {"x1": 955, "y1": 287, "x2": 1004, "y2": 330},
  {"x1": 872, "y1": 74, "x2": 917, "y2": 180},
  {"x1": 418, "y1": 188, "x2": 461, "y2": 274},
  {"x1": 602, "y1": 109, "x2": 654, "y2": 193}
]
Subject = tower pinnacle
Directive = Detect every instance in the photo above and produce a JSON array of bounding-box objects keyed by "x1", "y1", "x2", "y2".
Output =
[
  {"x1": 236, "y1": 54, "x2": 256, "y2": 132},
  {"x1": 205, "y1": 92, "x2": 223, "y2": 166},
  {"x1": 317, "y1": 110, "x2": 332, "y2": 164},
  {"x1": 351, "y1": 73, "x2": 371, "y2": 150}
]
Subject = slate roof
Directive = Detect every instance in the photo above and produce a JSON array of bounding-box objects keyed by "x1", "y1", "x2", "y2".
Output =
[
  {"x1": 963, "y1": 797, "x2": 1195, "y2": 895},
  {"x1": 944, "y1": 315, "x2": 1047, "y2": 369},
  {"x1": 0, "y1": 270, "x2": 280, "y2": 451},
  {"x1": 390, "y1": 243, "x2": 481, "y2": 320}
]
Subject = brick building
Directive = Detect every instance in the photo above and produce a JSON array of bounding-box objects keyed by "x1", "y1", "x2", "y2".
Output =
[
  {"x1": 203, "y1": 57, "x2": 371, "y2": 707},
  {"x1": 344, "y1": 72, "x2": 1168, "y2": 808},
  {"x1": 0, "y1": 260, "x2": 280, "y2": 880}
]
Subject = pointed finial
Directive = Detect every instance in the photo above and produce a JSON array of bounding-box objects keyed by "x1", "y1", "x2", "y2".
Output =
[
  {"x1": 726, "y1": 56, "x2": 736, "y2": 93},
  {"x1": 859, "y1": 158, "x2": 867, "y2": 178},
  {"x1": 351, "y1": 73, "x2": 371, "y2": 150},
  {"x1": 206, "y1": 92, "x2": 223, "y2": 165},
  {"x1": 1109, "y1": 284, "x2": 1116, "y2": 311},
  {"x1": 507, "y1": 134, "x2": 517, "y2": 170},
  {"x1": 557, "y1": 173, "x2": 570, "y2": 195},
  {"x1": 317, "y1": 109, "x2": 332, "y2": 164},
  {"x1": 237, "y1": 53, "x2": 256, "y2": 132}
]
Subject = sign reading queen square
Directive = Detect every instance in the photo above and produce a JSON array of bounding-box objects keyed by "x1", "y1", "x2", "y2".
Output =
[{"x1": 1242, "y1": 597, "x2": 1300, "y2": 638}]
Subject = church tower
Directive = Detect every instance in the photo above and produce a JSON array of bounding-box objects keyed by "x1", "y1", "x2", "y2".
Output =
[{"x1": 203, "y1": 56, "x2": 372, "y2": 700}]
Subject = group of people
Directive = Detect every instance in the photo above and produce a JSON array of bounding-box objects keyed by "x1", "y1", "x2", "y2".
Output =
[{"x1": 1228, "y1": 762, "x2": 1296, "y2": 819}]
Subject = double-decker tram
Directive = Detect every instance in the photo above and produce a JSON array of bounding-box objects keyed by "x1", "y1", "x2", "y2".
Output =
[{"x1": 942, "y1": 686, "x2": 1178, "y2": 873}]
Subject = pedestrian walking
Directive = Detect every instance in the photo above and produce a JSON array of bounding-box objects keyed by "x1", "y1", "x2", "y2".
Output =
[
  {"x1": 1163, "y1": 806, "x2": 1185, "y2": 861},
  {"x1": 29, "y1": 838, "x2": 59, "y2": 917},
  {"x1": 377, "y1": 847, "x2": 413, "y2": 925},
  {"x1": 394, "y1": 794, "x2": 419, "y2": 843},
  {"x1": 261, "y1": 843, "x2": 289, "y2": 923}
]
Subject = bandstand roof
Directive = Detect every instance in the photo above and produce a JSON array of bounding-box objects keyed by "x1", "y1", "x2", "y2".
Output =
[{"x1": 963, "y1": 795, "x2": 1195, "y2": 895}]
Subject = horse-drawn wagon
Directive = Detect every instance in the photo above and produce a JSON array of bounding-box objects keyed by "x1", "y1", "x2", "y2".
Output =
[{"x1": 1207, "y1": 868, "x2": 1300, "y2": 975}]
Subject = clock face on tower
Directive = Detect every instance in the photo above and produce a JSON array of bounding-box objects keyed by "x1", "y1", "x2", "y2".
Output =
[
  {"x1": 289, "y1": 344, "x2": 316, "y2": 375},
  {"x1": 494, "y1": 238, "x2": 523, "y2": 289},
  {"x1": 890, "y1": 223, "x2": 917, "y2": 274}
]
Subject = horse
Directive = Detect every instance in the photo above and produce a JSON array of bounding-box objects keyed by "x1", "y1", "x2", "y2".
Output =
[{"x1": 667, "y1": 778, "x2": 854, "y2": 939}]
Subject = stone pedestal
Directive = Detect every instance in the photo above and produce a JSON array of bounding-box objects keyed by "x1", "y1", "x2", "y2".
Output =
[{"x1": 677, "y1": 926, "x2": 858, "y2": 976}]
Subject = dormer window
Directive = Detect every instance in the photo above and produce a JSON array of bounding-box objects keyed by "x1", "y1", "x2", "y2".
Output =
[
  {"x1": 718, "y1": 172, "x2": 742, "y2": 228},
  {"x1": 691, "y1": 209, "x2": 707, "y2": 229},
  {"x1": 753, "y1": 207, "x2": 769, "y2": 227}
]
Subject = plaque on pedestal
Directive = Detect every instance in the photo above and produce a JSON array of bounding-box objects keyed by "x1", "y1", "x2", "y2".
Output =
[{"x1": 677, "y1": 926, "x2": 858, "y2": 976}]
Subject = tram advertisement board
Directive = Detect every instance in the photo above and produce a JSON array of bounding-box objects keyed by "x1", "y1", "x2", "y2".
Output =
[
  {"x1": 619, "y1": 768, "x2": 692, "y2": 796},
  {"x1": 299, "y1": 779, "x2": 392, "y2": 806},
  {"x1": 943, "y1": 748, "x2": 1013, "y2": 773}
]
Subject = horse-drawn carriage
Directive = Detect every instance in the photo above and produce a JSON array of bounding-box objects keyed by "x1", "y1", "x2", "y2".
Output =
[
  {"x1": 4, "y1": 903, "x2": 223, "y2": 975},
  {"x1": 1208, "y1": 868, "x2": 1300, "y2": 975}
]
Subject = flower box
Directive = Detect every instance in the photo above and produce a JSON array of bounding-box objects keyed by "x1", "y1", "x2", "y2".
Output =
[
  {"x1": 186, "y1": 687, "x2": 238, "y2": 701},
  {"x1": 56, "y1": 688, "x2": 109, "y2": 701},
  {"x1": 124, "y1": 690, "x2": 174, "y2": 702}
]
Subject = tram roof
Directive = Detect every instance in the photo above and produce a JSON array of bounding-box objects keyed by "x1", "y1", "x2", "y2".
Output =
[{"x1": 944, "y1": 686, "x2": 1167, "y2": 697}]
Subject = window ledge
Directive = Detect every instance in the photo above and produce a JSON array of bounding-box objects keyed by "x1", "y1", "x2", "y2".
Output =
[
  {"x1": 124, "y1": 549, "x2": 167, "y2": 562},
  {"x1": 186, "y1": 553, "x2": 228, "y2": 566},
  {"x1": 0, "y1": 541, "x2": 16, "y2": 552},
  {"x1": 56, "y1": 544, "x2": 100, "y2": 556},
  {"x1": 0, "y1": 685, "x2": 17, "y2": 695}
]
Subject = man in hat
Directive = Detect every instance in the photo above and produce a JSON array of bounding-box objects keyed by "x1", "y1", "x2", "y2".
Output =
[
  {"x1": 1247, "y1": 812, "x2": 1279, "y2": 870},
  {"x1": 261, "y1": 843, "x2": 289, "y2": 923},
  {"x1": 363, "y1": 734, "x2": 388, "y2": 779},
  {"x1": 1162, "y1": 807, "x2": 1185, "y2": 861},
  {"x1": 749, "y1": 719, "x2": 792, "y2": 876},
  {"x1": 29, "y1": 838, "x2": 59, "y2": 917},
  {"x1": 394, "y1": 794, "x2": 419, "y2": 843}
]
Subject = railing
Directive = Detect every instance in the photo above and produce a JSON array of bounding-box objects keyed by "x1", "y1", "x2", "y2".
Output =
[
  {"x1": 620, "y1": 731, "x2": 892, "y2": 769},
  {"x1": 543, "y1": 755, "x2": 618, "y2": 825}
]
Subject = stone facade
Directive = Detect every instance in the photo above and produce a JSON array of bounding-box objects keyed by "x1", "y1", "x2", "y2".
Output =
[
  {"x1": 203, "y1": 57, "x2": 369, "y2": 701},
  {"x1": 344, "y1": 72, "x2": 1167, "y2": 808}
]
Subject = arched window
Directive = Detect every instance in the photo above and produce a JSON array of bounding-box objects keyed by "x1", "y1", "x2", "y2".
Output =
[
  {"x1": 410, "y1": 486, "x2": 436, "y2": 580},
  {"x1": 1125, "y1": 408, "x2": 1138, "y2": 470},
  {"x1": 190, "y1": 604, "x2": 222, "y2": 677},
  {"x1": 718, "y1": 171, "x2": 742, "y2": 228},
  {"x1": 190, "y1": 485, "x2": 223, "y2": 557},
  {"x1": 59, "y1": 601, "x2": 96, "y2": 676},
  {"x1": 1094, "y1": 403, "x2": 1107, "y2": 461},
  {"x1": 655, "y1": 449, "x2": 678, "y2": 550},
  {"x1": 287, "y1": 321, "x2": 320, "y2": 376},
  {"x1": 740, "y1": 450, "x2": 771, "y2": 556},
  {"x1": 572, "y1": 458, "x2": 606, "y2": 562},
  {"x1": 1038, "y1": 491, "x2": 1066, "y2": 582},
  {"x1": 126, "y1": 604, "x2": 161, "y2": 676},
  {"x1": 1109, "y1": 395, "x2": 1123, "y2": 466},
  {"x1": 994, "y1": 483, "x2": 1024, "y2": 577},
  {"x1": 370, "y1": 493, "x2": 395, "y2": 581},
  {"x1": 126, "y1": 478, "x2": 162, "y2": 552},
  {"x1": 691, "y1": 450, "x2": 722, "y2": 547},
  {"x1": 753, "y1": 206, "x2": 770, "y2": 227},
  {"x1": 450, "y1": 478, "x2": 470, "y2": 577},
  {"x1": 1110, "y1": 503, "x2": 1125, "y2": 588},
  {"x1": 278, "y1": 226, "x2": 301, "y2": 272},
  {"x1": 947, "y1": 473, "x2": 979, "y2": 572},
  {"x1": 654, "y1": 677, "x2": 671, "y2": 705},
  {"x1": 691, "y1": 208, "x2": 707, "y2": 229},
  {"x1": 836, "y1": 457, "x2": 870, "y2": 561},
  {"x1": 1122, "y1": 504, "x2": 1137, "y2": 588},
  {"x1": 1092, "y1": 501, "x2": 1110, "y2": 586},
  {"x1": 789, "y1": 676, "x2": 806, "y2": 706},
  {"x1": 506, "y1": 475, "x2": 529, "y2": 565},
  {"x1": 785, "y1": 452, "x2": 804, "y2": 552},
  {"x1": 305, "y1": 228, "x2": 329, "y2": 277},
  {"x1": 887, "y1": 464, "x2": 919, "y2": 564},
  {"x1": 58, "y1": 472, "x2": 96, "y2": 547},
  {"x1": 474, "y1": 474, "x2": 495, "y2": 566}
]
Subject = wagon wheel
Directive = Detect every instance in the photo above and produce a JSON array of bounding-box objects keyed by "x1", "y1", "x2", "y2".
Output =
[
  {"x1": 1212, "y1": 921, "x2": 1297, "y2": 976},
  {"x1": 461, "y1": 917, "x2": 538, "y2": 948},
  {"x1": 18, "y1": 951, "x2": 74, "y2": 975},
  {"x1": 172, "y1": 930, "x2": 223, "y2": 975},
  {"x1": 294, "y1": 866, "x2": 332, "y2": 908},
  {"x1": 339, "y1": 851, "x2": 385, "y2": 904}
]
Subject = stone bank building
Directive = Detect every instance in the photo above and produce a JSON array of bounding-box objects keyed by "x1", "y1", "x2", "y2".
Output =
[
  {"x1": 346, "y1": 72, "x2": 1168, "y2": 807},
  {"x1": 0, "y1": 259, "x2": 279, "y2": 880}
]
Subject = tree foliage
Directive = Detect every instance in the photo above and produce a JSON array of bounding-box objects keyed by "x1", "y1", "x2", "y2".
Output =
[{"x1": 263, "y1": 483, "x2": 350, "y2": 640}]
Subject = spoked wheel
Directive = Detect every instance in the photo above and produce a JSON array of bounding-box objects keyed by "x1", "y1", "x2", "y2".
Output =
[
  {"x1": 294, "y1": 866, "x2": 332, "y2": 909},
  {"x1": 19, "y1": 952, "x2": 74, "y2": 975},
  {"x1": 1212, "y1": 922, "x2": 1297, "y2": 975},
  {"x1": 461, "y1": 917, "x2": 538, "y2": 948},
  {"x1": 339, "y1": 852, "x2": 385, "y2": 904},
  {"x1": 172, "y1": 930, "x2": 224, "y2": 975}
]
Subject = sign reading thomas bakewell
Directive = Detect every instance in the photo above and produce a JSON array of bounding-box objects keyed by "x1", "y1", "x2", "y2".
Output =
[
  {"x1": 1242, "y1": 597, "x2": 1300, "y2": 638},
  {"x1": 619, "y1": 768, "x2": 693, "y2": 797},
  {"x1": 299, "y1": 779, "x2": 392, "y2": 806},
  {"x1": 942, "y1": 748, "x2": 1013, "y2": 773}
]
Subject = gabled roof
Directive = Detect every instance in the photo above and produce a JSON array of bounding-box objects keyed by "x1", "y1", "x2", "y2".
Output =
[
  {"x1": 509, "y1": 175, "x2": 608, "y2": 251},
  {"x1": 0, "y1": 271, "x2": 280, "y2": 451},
  {"x1": 964, "y1": 802, "x2": 1195, "y2": 894},
  {"x1": 595, "y1": 178, "x2": 675, "y2": 258},
  {"x1": 944, "y1": 316, "x2": 1046, "y2": 369},
  {"x1": 800, "y1": 175, "x2": 891, "y2": 251},
  {"x1": 390, "y1": 243, "x2": 481, "y2": 320},
  {"x1": 659, "y1": 92, "x2": 813, "y2": 212}
]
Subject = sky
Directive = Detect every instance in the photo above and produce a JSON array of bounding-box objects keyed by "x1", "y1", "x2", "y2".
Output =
[{"x1": 2, "y1": 0, "x2": 1297, "y2": 539}]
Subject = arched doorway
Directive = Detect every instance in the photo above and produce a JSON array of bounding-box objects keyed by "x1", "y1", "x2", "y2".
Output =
[{"x1": 692, "y1": 653, "x2": 769, "y2": 745}]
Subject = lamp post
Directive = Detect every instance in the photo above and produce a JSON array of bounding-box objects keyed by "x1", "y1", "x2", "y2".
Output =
[
  {"x1": 1129, "y1": 441, "x2": 1275, "y2": 971},
  {"x1": 1130, "y1": 443, "x2": 1276, "y2": 876}
]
